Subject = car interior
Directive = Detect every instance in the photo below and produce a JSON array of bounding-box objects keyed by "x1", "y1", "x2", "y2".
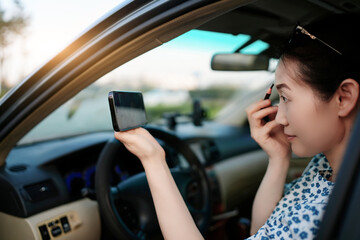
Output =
[{"x1": 0, "y1": 0, "x2": 360, "y2": 239}]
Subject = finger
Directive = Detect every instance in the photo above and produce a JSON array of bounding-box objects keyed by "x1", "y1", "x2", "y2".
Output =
[
  {"x1": 246, "y1": 99, "x2": 272, "y2": 116},
  {"x1": 114, "y1": 130, "x2": 147, "y2": 154},
  {"x1": 114, "y1": 129, "x2": 139, "y2": 143},
  {"x1": 132, "y1": 128, "x2": 160, "y2": 145},
  {"x1": 246, "y1": 100, "x2": 272, "y2": 127},
  {"x1": 249, "y1": 107, "x2": 277, "y2": 127},
  {"x1": 114, "y1": 128, "x2": 158, "y2": 146},
  {"x1": 251, "y1": 116, "x2": 277, "y2": 136},
  {"x1": 268, "y1": 106, "x2": 278, "y2": 121},
  {"x1": 262, "y1": 118, "x2": 282, "y2": 136},
  {"x1": 252, "y1": 106, "x2": 278, "y2": 121}
]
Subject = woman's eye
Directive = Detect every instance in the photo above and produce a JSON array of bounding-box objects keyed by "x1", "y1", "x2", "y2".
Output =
[{"x1": 281, "y1": 95, "x2": 288, "y2": 102}]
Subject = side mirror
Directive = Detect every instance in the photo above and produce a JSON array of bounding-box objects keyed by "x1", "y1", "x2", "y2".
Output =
[{"x1": 211, "y1": 53, "x2": 269, "y2": 71}]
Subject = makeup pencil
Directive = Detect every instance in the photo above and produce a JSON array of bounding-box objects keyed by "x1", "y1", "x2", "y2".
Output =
[
  {"x1": 264, "y1": 83, "x2": 274, "y2": 100},
  {"x1": 263, "y1": 83, "x2": 274, "y2": 122}
]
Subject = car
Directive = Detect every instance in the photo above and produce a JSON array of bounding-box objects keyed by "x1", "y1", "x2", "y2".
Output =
[{"x1": 0, "y1": 0, "x2": 359, "y2": 239}]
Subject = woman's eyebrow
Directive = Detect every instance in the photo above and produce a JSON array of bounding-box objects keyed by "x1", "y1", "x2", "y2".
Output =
[{"x1": 276, "y1": 83, "x2": 291, "y2": 91}]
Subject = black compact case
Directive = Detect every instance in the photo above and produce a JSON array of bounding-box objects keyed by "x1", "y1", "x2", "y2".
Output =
[{"x1": 108, "y1": 91, "x2": 147, "y2": 131}]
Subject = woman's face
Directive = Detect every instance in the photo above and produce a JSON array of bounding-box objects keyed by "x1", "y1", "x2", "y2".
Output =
[{"x1": 274, "y1": 59, "x2": 344, "y2": 157}]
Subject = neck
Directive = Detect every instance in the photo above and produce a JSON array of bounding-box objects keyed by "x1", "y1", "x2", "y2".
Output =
[
  {"x1": 324, "y1": 150, "x2": 342, "y2": 182},
  {"x1": 323, "y1": 118, "x2": 354, "y2": 181}
]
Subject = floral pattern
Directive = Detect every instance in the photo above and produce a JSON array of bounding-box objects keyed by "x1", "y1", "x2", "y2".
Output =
[{"x1": 247, "y1": 153, "x2": 334, "y2": 239}]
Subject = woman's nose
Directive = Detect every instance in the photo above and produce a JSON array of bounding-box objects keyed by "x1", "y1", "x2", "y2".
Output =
[{"x1": 275, "y1": 104, "x2": 288, "y2": 126}]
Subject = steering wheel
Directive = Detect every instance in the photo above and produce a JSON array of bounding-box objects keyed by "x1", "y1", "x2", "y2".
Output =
[{"x1": 95, "y1": 126, "x2": 212, "y2": 240}]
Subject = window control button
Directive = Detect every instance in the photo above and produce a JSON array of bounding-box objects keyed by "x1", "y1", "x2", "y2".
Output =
[
  {"x1": 51, "y1": 226, "x2": 62, "y2": 237},
  {"x1": 60, "y1": 216, "x2": 71, "y2": 233},
  {"x1": 38, "y1": 225, "x2": 50, "y2": 240}
]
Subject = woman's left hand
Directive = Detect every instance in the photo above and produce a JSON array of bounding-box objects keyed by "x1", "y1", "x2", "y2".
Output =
[{"x1": 114, "y1": 128, "x2": 165, "y2": 163}]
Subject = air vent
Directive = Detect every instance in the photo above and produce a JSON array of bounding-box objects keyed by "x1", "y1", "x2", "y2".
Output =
[
  {"x1": 23, "y1": 180, "x2": 58, "y2": 202},
  {"x1": 8, "y1": 165, "x2": 27, "y2": 172}
]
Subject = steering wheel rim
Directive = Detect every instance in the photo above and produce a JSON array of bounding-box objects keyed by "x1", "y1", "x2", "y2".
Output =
[{"x1": 95, "y1": 126, "x2": 212, "y2": 240}]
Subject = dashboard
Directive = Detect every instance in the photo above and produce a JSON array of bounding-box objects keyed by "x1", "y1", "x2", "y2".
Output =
[{"x1": 0, "y1": 122, "x2": 259, "y2": 239}]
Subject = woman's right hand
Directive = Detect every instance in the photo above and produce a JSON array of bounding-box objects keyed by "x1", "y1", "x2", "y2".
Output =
[
  {"x1": 246, "y1": 99, "x2": 291, "y2": 162},
  {"x1": 247, "y1": 100, "x2": 292, "y2": 234}
]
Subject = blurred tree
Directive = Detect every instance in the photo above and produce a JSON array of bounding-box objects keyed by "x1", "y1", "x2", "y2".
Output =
[{"x1": 0, "y1": 0, "x2": 28, "y2": 96}]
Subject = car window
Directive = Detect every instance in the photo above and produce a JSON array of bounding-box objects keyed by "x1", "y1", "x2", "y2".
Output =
[
  {"x1": 19, "y1": 29, "x2": 274, "y2": 145},
  {"x1": 1, "y1": 0, "x2": 121, "y2": 96}
]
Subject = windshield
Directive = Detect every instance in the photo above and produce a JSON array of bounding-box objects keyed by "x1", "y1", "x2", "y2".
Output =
[{"x1": 19, "y1": 29, "x2": 274, "y2": 145}]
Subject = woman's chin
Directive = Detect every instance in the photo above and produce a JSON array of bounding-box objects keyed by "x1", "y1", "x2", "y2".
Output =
[{"x1": 291, "y1": 144, "x2": 318, "y2": 158}]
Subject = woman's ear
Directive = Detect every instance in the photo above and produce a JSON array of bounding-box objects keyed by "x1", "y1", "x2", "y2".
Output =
[{"x1": 336, "y1": 78, "x2": 359, "y2": 117}]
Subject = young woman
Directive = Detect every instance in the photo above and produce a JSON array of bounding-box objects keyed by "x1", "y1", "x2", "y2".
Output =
[{"x1": 114, "y1": 13, "x2": 360, "y2": 239}]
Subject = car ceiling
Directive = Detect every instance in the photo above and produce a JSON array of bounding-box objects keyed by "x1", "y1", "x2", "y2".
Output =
[{"x1": 198, "y1": 0, "x2": 360, "y2": 57}]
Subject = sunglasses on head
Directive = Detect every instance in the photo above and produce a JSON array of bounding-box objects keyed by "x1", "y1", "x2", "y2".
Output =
[{"x1": 292, "y1": 25, "x2": 343, "y2": 56}]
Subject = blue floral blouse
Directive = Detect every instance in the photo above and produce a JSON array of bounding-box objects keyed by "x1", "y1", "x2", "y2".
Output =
[{"x1": 247, "y1": 153, "x2": 335, "y2": 240}]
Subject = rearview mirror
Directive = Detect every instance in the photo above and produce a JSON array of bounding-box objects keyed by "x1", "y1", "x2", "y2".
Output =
[{"x1": 211, "y1": 53, "x2": 269, "y2": 71}]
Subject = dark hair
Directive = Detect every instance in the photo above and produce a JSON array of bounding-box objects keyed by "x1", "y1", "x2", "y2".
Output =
[{"x1": 281, "y1": 13, "x2": 360, "y2": 101}]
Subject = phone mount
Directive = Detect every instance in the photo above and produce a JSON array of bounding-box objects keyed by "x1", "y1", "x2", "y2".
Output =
[
  {"x1": 192, "y1": 98, "x2": 206, "y2": 126},
  {"x1": 163, "y1": 98, "x2": 206, "y2": 130},
  {"x1": 163, "y1": 112, "x2": 179, "y2": 130}
]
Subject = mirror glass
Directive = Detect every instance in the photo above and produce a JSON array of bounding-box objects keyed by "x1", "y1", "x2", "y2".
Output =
[{"x1": 211, "y1": 53, "x2": 269, "y2": 71}]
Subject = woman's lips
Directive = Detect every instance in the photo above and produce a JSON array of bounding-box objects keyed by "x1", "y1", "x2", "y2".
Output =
[{"x1": 285, "y1": 134, "x2": 296, "y2": 142}]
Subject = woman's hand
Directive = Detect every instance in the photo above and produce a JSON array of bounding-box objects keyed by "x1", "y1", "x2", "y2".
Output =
[
  {"x1": 115, "y1": 128, "x2": 204, "y2": 240},
  {"x1": 246, "y1": 99, "x2": 291, "y2": 162},
  {"x1": 114, "y1": 128, "x2": 165, "y2": 163}
]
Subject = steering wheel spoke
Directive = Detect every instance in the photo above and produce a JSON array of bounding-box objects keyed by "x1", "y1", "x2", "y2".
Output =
[
  {"x1": 136, "y1": 230, "x2": 146, "y2": 240},
  {"x1": 110, "y1": 186, "x2": 121, "y2": 200}
]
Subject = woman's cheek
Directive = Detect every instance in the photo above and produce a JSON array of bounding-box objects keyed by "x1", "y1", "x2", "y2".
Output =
[{"x1": 289, "y1": 106, "x2": 325, "y2": 156}]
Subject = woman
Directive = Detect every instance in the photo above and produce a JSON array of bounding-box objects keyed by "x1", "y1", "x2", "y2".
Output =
[{"x1": 114, "y1": 13, "x2": 360, "y2": 239}]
